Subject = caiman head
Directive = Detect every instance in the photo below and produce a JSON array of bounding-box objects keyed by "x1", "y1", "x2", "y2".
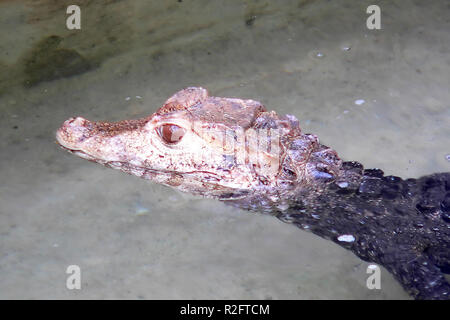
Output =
[{"x1": 56, "y1": 87, "x2": 341, "y2": 210}]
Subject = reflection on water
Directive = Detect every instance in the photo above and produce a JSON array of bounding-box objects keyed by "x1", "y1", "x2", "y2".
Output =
[{"x1": 0, "y1": 0, "x2": 449, "y2": 299}]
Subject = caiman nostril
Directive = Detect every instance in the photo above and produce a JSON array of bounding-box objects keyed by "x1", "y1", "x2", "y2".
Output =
[
  {"x1": 64, "y1": 117, "x2": 86, "y2": 127},
  {"x1": 71, "y1": 117, "x2": 86, "y2": 125}
]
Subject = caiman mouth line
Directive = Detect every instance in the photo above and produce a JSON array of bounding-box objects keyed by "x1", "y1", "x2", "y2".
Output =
[{"x1": 57, "y1": 144, "x2": 97, "y2": 161}]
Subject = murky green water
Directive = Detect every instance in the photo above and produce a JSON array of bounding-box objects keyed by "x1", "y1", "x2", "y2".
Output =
[{"x1": 0, "y1": 0, "x2": 449, "y2": 299}]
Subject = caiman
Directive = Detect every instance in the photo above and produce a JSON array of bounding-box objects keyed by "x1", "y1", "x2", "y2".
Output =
[{"x1": 56, "y1": 87, "x2": 450, "y2": 300}]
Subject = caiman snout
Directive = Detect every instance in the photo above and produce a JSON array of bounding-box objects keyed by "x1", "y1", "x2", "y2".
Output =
[
  {"x1": 56, "y1": 115, "x2": 150, "y2": 164},
  {"x1": 56, "y1": 116, "x2": 92, "y2": 150}
]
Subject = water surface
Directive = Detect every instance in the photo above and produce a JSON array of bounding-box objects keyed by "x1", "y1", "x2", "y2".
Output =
[{"x1": 0, "y1": 0, "x2": 449, "y2": 299}]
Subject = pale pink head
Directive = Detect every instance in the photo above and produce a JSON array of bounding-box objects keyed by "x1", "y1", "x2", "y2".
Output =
[{"x1": 56, "y1": 87, "x2": 341, "y2": 206}]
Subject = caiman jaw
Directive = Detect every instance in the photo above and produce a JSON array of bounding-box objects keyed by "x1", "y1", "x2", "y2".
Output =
[{"x1": 56, "y1": 87, "x2": 342, "y2": 203}]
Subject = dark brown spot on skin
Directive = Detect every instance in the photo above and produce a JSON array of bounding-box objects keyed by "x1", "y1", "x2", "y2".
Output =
[{"x1": 166, "y1": 173, "x2": 184, "y2": 187}]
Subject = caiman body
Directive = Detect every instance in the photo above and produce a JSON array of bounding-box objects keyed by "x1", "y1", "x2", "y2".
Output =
[{"x1": 56, "y1": 87, "x2": 450, "y2": 299}]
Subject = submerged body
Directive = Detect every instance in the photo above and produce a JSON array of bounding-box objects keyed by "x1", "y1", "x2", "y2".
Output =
[{"x1": 56, "y1": 87, "x2": 450, "y2": 299}]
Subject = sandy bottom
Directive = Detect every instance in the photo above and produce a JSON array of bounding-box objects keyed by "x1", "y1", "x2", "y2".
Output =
[{"x1": 0, "y1": 0, "x2": 449, "y2": 299}]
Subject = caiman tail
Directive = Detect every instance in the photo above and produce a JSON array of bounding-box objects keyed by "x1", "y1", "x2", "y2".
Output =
[{"x1": 55, "y1": 87, "x2": 450, "y2": 299}]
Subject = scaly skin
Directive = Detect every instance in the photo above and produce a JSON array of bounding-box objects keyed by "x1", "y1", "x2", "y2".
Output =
[{"x1": 56, "y1": 87, "x2": 450, "y2": 299}]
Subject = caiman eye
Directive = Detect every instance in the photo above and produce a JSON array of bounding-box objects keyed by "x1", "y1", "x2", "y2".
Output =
[{"x1": 156, "y1": 124, "x2": 186, "y2": 144}]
